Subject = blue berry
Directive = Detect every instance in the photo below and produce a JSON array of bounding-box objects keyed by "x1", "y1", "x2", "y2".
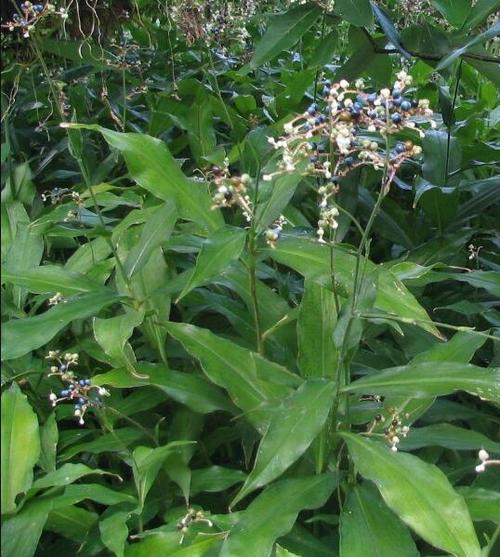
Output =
[
  {"x1": 356, "y1": 95, "x2": 366, "y2": 106},
  {"x1": 400, "y1": 100, "x2": 412, "y2": 111},
  {"x1": 344, "y1": 156, "x2": 354, "y2": 166},
  {"x1": 78, "y1": 397, "x2": 86, "y2": 405},
  {"x1": 392, "y1": 89, "x2": 401, "y2": 99},
  {"x1": 323, "y1": 87, "x2": 330, "y2": 97},
  {"x1": 317, "y1": 144, "x2": 325, "y2": 152},
  {"x1": 79, "y1": 379, "x2": 86, "y2": 386},
  {"x1": 74, "y1": 403, "x2": 81, "y2": 410},
  {"x1": 85, "y1": 379, "x2": 91, "y2": 386},
  {"x1": 411, "y1": 99, "x2": 418, "y2": 108},
  {"x1": 60, "y1": 390, "x2": 69, "y2": 397},
  {"x1": 393, "y1": 97, "x2": 402, "y2": 107},
  {"x1": 303, "y1": 123, "x2": 312, "y2": 131},
  {"x1": 323, "y1": 80, "x2": 331, "y2": 87},
  {"x1": 309, "y1": 156, "x2": 318, "y2": 163},
  {"x1": 60, "y1": 364, "x2": 67, "y2": 372},
  {"x1": 391, "y1": 113, "x2": 402, "y2": 124},
  {"x1": 307, "y1": 103, "x2": 317, "y2": 115},
  {"x1": 395, "y1": 143, "x2": 406, "y2": 154},
  {"x1": 318, "y1": 114, "x2": 327, "y2": 123},
  {"x1": 368, "y1": 110, "x2": 377, "y2": 119},
  {"x1": 330, "y1": 176, "x2": 339, "y2": 183},
  {"x1": 367, "y1": 93, "x2": 377, "y2": 104}
]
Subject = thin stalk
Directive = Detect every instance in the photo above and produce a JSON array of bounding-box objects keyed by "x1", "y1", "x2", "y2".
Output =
[
  {"x1": 444, "y1": 60, "x2": 462, "y2": 185},
  {"x1": 248, "y1": 231, "x2": 264, "y2": 355}
]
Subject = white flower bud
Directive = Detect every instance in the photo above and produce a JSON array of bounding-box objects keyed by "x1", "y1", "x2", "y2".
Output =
[
  {"x1": 475, "y1": 464, "x2": 486, "y2": 473},
  {"x1": 479, "y1": 449, "x2": 490, "y2": 462},
  {"x1": 49, "y1": 393, "x2": 57, "y2": 402},
  {"x1": 340, "y1": 79, "x2": 349, "y2": 89}
]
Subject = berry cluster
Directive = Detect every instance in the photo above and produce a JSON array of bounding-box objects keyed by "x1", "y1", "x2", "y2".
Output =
[
  {"x1": 46, "y1": 351, "x2": 109, "y2": 425},
  {"x1": 2, "y1": 2, "x2": 67, "y2": 38},
  {"x1": 263, "y1": 72, "x2": 435, "y2": 244},
  {"x1": 264, "y1": 215, "x2": 288, "y2": 249},
  {"x1": 176, "y1": 508, "x2": 213, "y2": 543},
  {"x1": 210, "y1": 163, "x2": 253, "y2": 222},
  {"x1": 383, "y1": 413, "x2": 410, "y2": 452}
]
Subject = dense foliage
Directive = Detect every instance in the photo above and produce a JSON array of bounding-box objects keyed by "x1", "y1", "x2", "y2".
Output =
[{"x1": 1, "y1": 1, "x2": 500, "y2": 556}]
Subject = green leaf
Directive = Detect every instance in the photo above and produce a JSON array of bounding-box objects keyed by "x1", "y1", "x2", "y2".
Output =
[
  {"x1": 1, "y1": 265, "x2": 100, "y2": 295},
  {"x1": 190, "y1": 466, "x2": 247, "y2": 495},
  {"x1": 335, "y1": 0, "x2": 373, "y2": 26},
  {"x1": 100, "y1": 511, "x2": 130, "y2": 557},
  {"x1": 461, "y1": 0, "x2": 499, "y2": 31},
  {"x1": 177, "y1": 226, "x2": 247, "y2": 302},
  {"x1": 456, "y1": 487, "x2": 500, "y2": 523},
  {"x1": 93, "y1": 308, "x2": 144, "y2": 368},
  {"x1": 164, "y1": 322, "x2": 301, "y2": 430},
  {"x1": 94, "y1": 363, "x2": 233, "y2": 414},
  {"x1": 60, "y1": 428, "x2": 145, "y2": 460},
  {"x1": 436, "y1": 21, "x2": 500, "y2": 70},
  {"x1": 32, "y1": 463, "x2": 117, "y2": 490},
  {"x1": 267, "y1": 235, "x2": 441, "y2": 337},
  {"x1": 250, "y1": 5, "x2": 322, "y2": 69},
  {"x1": 343, "y1": 363, "x2": 500, "y2": 404},
  {"x1": 132, "y1": 441, "x2": 194, "y2": 509},
  {"x1": 399, "y1": 424, "x2": 500, "y2": 452},
  {"x1": 1, "y1": 384, "x2": 40, "y2": 514},
  {"x1": 221, "y1": 474, "x2": 337, "y2": 557},
  {"x1": 2, "y1": 290, "x2": 121, "y2": 360},
  {"x1": 298, "y1": 280, "x2": 338, "y2": 378},
  {"x1": 38, "y1": 412, "x2": 58, "y2": 473},
  {"x1": 369, "y1": 1, "x2": 411, "y2": 59},
  {"x1": 341, "y1": 433, "x2": 481, "y2": 557},
  {"x1": 431, "y1": 0, "x2": 471, "y2": 27},
  {"x1": 1, "y1": 500, "x2": 50, "y2": 557},
  {"x1": 188, "y1": 91, "x2": 217, "y2": 164},
  {"x1": 64, "y1": 124, "x2": 222, "y2": 231},
  {"x1": 123, "y1": 201, "x2": 177, "y2": 279},
  {"x1": 422, "y1": 131, "x2": 462, "y2": 186},
  {"x1": 340, "y1": 483, "x2": 419, "y2": 557},
  {"x1": 232, "y1": 379, "x2": 336, "y2": 507},
  {"x1": 126, "y1": 533, "x2": 222, "y2": 557},
  {"x1": 276, "y1": 546, "x2": 302, "y2": 557}
]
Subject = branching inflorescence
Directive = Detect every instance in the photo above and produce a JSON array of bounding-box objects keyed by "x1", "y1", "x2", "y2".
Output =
[
  {"x1": 263, "y1": 71, "x2": 435, "y2": 244},
  {"x1": 46, "y1": 351, "x2": 109, "y2": 425}
]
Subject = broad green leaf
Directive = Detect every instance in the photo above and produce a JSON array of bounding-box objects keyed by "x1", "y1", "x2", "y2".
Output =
[
  {"x1": 63, "y1": 124, "x2": 222, "y2": 231},
  {"x1": 93, "y1": 308, "x2": 144, "y2": 368},
  {"x1": 267, "y1": 235, "x2": 441, "y2": 337},
  {"x1": 436, "y1": 21, "x2": 500, "y2": 70},
  {"x1": 335, "y1": 0, "x2": 373, "y2": 26},
  {"x1": 340, "y1": 483, "x2": 419, "y2": 557},
  {"x1": 450, "y1": 271, "x2": 500, "y2": 298},
  {"x1": 132, "y1": 441, "x2": 193, "y2": 509},
  {"x1": 399, "y1": 424, "x2": 500, "y2": 452},
  {"x1": 177, "y1": 226, "x2": 247, "y2": 301},
  {"x1": 422, "y1": 131, "x2": 462, "y2": 186},
  {"x1": 38, "y1": 412, "x2": 58, "y2": 473},
  {"x1": 250, "y1": 5, "x2": 322, "y2": 68},
  {"x1": 46, "y1": 505, "x2": 98, "y2": 543},
  {"x1": 94, "y1": 363, "x2": 233, "y2": 414},
  {"x1": 431, "y1": 0, "x2": 471, "y2": 27},
  {"x1": 126, "y1": 533, "x2": 222, "y2": 557},
  {"x1": 369, "y1": 1, "x2": 411, "y2": 59},
  {"x1": 341, "y1": 433, "x2": 481, "y2": 557},
  {"x1": 100, "y1": 511, "x2": 130, "y2": 557},
  {"x1": 457, "y1": 487, "x2": 500, "y2": 523},
  {"x1": 164, "y1": 322, "x2": 301, "y2": 430},
  {"x1": 2, "y1": 290, "x2": 121, "y2": 360},
  {"x1": 32, "y1": 463, "x2": 117, "y2": 490},
  {"x1": 276, "y1": 546, "x2": 302, "y2": 557},
  {"x1": 190, "y1": 466, "x2": 247, "y2": 495},
  {"x1": 232, "y1": 379, "x2": 336, "y2": 507},
  {"x1": 60, "y1": 428, "x2": 145, "y2": 460},
  {"x1": 461, "y1": 0, "x2": 499, "y2": 30},
  {"x1": 343, "y1": 362, "x2": 500, "y2": 404},
  {"x1": 1, "y1": 499, "x2": 50, "y2": 557},
  {"x1": 1, "y1": 383, "x2": 40, "y2": 514},
  {"x1": 411, "y1": 330, "x2": 487, "y2": 365},
  {"x1": 188, "y1": 91, "x2": 217, "y2": 164},
  {"x1": 1, "y1": 265, "x2": 100, "y2": 295},
  {"x1": 221, "y1": 474, "x2": 337, "y2": 557},
  {"x1": 123, "y1": 201, "x2": 177, "y2": 279},
  {"x1": 298, "y1": 280, "x2": 338, "y2": 378}
]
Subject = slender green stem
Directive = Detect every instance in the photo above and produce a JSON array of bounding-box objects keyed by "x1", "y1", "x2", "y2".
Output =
[
  {"x1": 248, "y1": 232, "x2": 264, "y2": 355},
  {"x1": 444, "y1": 60, "x2": 462, "y2": 185}
]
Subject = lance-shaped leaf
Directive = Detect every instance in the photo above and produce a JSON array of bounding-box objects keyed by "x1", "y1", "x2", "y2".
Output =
[
  {"x1": 232, "y1": 379, "x2": 336, "y2": 507},
  {"x1": 335, "y1": 0, "x2": 373, "y2": 26},
  {"x1": 250, "y1": 4, "x2": 322, "y2": 68},
  {"x1": 221, "y1": 474, "x2": 337, "y2": 557},
  {"x1": 369, "y1": 1, "x2": 411, "y2": 59},
  {"x1": 341, "y1": 433, "x2": 481, "y2": 557},
  {"x1": 2, "y1": 289, "x2": 121, "y2": 360},
  {"x1": 62, "y1": 123, "x2": 222, "y2": 231},
  {"x1": 266, "y1": 235, "x2": 440, "y2": 337},
  {"x1": 340, "y1": 483, "x2": 419, "y2": 557},
  {"x1": 1, "y1": 383, "x2": 40, "y2": 514},
  {"x1": 164, "y1": 322, "x2": 301, "y2": 430},
  {"x1": 177, "y1": 226, "x2": 247, "y2": 302},
  {"x1": 343, "y1": 363, "x2": 500, "y2": 405}
]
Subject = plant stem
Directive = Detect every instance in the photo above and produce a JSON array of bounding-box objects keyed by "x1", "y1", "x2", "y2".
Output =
[{"x1": 248, "y1": 231, "x2": 264, "y2": 355}]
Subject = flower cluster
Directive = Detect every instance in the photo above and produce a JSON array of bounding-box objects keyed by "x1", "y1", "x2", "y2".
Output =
[
  {"x1": 264, "y1": 72, "x2": 435, "y2": 244},
  {"x1": 48, "y1": 292, "x2": 66, "y2": 306},
  {"x1": 46, "y1": 351, "x2": 109, "y2": 425},
  {"x1": 177, "y1": 508, "x2": 213, "y2": 543},
  {"x1": 210, "y1": 163, "x2": 253, "y2": 222},
  {"x1": 2, "y1": 2, "x2": 67, "y2": 38},
  {"x1": 475, "y1": 449, "x2": 500, "y2": 473}
]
